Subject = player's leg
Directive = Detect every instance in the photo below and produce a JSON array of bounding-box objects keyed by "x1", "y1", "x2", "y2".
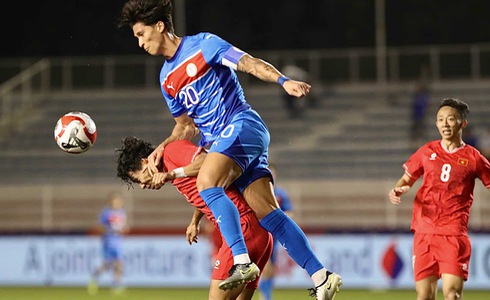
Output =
[
  {"x1": 441, "y1": 274, "x2": 464, "y2": 300},
  {"x1": 88, "y1": 241, "x2": 112, "y2": 295},
  {"x1": 436, "y1": 235, "x2": 470, "y2": 300},
  {"x1": 415, "y1": 277, "x2": 439, "y2": 300},
  {"x1": 244, "y1": 213, "x2": 273, "y2": 300},
  {"x1": 87, "y1": 260, "x2": 110, "y2": 295},
  {"x1": 197, "y1": 152, "x2": 259, "y2": 290},
  {"x1": 209, "y1": 279, "x2": 245, "y2": 300},
  {"x1": 111, "y1": 259, "x2": 125, "y2": 294},
  {"x1": 209, "y1": 224, "x2": 264, "y2": 298},
  {"x1": 236, "y1": 288, "x2": 256, "y2": 300},
  {"x1": 241, "y1": 177, "x2": 341, "y2": 300},
  {"x1": 258, "y1": 260, "x2": 274, "y2": 300},
  {"x1": 259, "y1": 236, "x2": 279, "y2": 300},
  {"x1": 226, "y1": 110, "x2": 341, "y2": 299},
  {"x1": 413, "y1": 233, "x2": 440, "y2": 300},
  {"x1": 198, "y1": 110, "x2": 269, "y2": 290}
]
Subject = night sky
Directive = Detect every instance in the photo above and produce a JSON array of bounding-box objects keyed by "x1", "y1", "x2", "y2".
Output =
[{"x1": 2, "y1": 0, "x2": 490, "y2": 58}]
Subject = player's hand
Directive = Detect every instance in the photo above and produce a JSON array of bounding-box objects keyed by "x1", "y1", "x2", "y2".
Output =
[
  {"x1": 147, "y1": 144, "x2": 164, "y2": 176},
  {"x1": 388, "y1": 186, "x2": 410, "y2": 205},
  {"x1": 186, "y1": 223, "x2": 200, "y2": 245},
  {"x1": 151, "y1": 172, "x2": 175, "y2": 187},
  {"x1": 283, "y1": 80, "x2": 311, "y2": 98}
]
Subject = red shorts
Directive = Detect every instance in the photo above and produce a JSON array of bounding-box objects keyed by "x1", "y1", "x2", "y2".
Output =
[
  {"x1": 412, "y1": 232, "x2": 471, "y2": 282},
  {"x1": 211, "y1": 212, "x2": 273, "y2": 289}
]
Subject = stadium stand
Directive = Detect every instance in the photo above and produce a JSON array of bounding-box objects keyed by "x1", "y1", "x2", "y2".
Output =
[{"x1": 1, "y1": 54, "x2": 490, "y2": 233}]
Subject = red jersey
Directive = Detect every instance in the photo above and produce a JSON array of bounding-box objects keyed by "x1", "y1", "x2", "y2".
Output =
[
  {"x1": 162, "y1": 140, "x2": 254, "y2": 225},
  {"x1": 403, "y1": 140, "x2": 490, "y2": 235}
]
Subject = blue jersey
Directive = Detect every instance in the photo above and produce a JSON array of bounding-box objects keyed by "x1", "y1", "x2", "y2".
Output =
[
  {"x1": 159, "y1": 32, "x2": 251, "y2": 147},
  {"x1": 99, "y1": 208, "x2": 127, "y2": 249}
]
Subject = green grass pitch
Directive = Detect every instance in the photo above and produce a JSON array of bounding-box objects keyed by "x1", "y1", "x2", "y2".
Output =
[{"x1": 0, "y1": 287, "x2": 489, "y2": 300}]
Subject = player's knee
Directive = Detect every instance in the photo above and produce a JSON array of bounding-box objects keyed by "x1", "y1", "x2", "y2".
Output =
[
  {"x1": 196, "y1": 176, "x2": 215, "y2": 192},
  {"x1": 443, "y1": 289, "x2": 462, "y2": 300},
  {"x1": 417, "y1": 292, "x2": 436, "y2": 300},
  {"x1": 416, "y1": 286, "x2": 437, "y2": 300}
]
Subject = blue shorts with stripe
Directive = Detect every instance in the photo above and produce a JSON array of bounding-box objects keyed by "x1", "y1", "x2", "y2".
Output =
[{"x1": 208, "y1": 109, "x2": 272, "y2": 193}]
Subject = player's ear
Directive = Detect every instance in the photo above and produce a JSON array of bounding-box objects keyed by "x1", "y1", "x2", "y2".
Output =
[
  {"x1": 461, "y1": 119, "x2": 468, "y2": 129},
  {"x1": 156, "y1": 21, "x2": 165, "y2": 33}
]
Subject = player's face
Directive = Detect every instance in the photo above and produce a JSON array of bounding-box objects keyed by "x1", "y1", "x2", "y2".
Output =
[
  {"x1": 132, "y1": 22, "x2": 164, "y2": 56},
  {"x1": 129, "y1": 159, "x2": 153, "y2": 189},
  {"x1": 436, "y1": 106, "x2": 465, "y2": 140},
  {"x1": 111, "y1": 196, "x2": 123, "y2": 209}
]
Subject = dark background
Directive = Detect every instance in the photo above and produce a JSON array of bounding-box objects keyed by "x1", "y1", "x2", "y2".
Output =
[{"x1": 2, "y1": 0, "x2": 490, "y2": 58}]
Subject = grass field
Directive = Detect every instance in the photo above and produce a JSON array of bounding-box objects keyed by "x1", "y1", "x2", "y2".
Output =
[{"x1": 0, "y1": 287, "x2": 489, "y2": 300}]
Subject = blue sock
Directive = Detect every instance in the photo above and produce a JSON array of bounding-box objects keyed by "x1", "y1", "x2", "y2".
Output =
[
  {"x1": 199, "y1": 187, "x2": 248, "y2": 257},
  {"x1": 259, "y1": 209, "x2": 323, "y2": 276},
  {"x1": 259, "y1": 278, "x2": 273, "y2": 300}
]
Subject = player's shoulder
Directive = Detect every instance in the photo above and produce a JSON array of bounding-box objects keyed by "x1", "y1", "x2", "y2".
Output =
[
  {"x1": 462, "y1": 143, "x2": 485, "y2": 159},
  {"x1": 463, "y1": 143, "x2": 480, "y2": 152},
  {"x1": 185, "y1": 32, "x2": 220, "y2": 43},
  {"x1": 425, "y1": 140, "x2": 440, "y2": 148},
  {"x1": 417, "y1": 140, "x2": 441, "y2": 153}
]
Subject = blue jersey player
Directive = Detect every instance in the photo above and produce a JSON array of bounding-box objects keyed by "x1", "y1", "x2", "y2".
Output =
[
  {"x1": 88, "y1": 192, "x2": 128, "y2": 295},
  {"x1": 118, "y1": 1, "x2": 341, "y2": 298}
]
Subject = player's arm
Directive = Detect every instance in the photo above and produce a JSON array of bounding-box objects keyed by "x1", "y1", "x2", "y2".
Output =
[
  {"x1": 151, "y1": 150, "x2": 206, "y2": 187},
  {"x1": 388, "y1": 173, "x2": 416, "y2": 205},
  {"x1": 147, "y1": 114, "x2": 199, "y2": 175},
  {"x1": 186, "y1": 208, "x2": 205, "y2": 245},
  {"x1": 169, "y1": 150, "x2": 206, "y2": 178},
  {"x1": 120, "y1": 220, "x2": 130, "y2": 235},
  {"x1": 237, "y1": 53, "x2": 311, "y2": 98}
]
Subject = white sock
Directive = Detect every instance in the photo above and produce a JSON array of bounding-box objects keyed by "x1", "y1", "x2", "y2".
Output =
[
  {"x1": 233, "y1": 254, "x2": 251, "y2": 264},
  {"x1": 311, "y1": 268, "x2": 328, "y2": 286}
]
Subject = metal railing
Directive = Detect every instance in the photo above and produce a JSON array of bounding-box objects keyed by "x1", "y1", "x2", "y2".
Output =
[
  {"x1": 0, "y1": 59, "x2": 51, "y2": 135},
  {"x1": 1, "y1": 43, "x2": 490, "y2": 93}
]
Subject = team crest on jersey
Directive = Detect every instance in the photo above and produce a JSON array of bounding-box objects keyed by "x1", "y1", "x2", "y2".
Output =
[
  {"x1": 186, "y1": 63, "x2": 198, "y2": 77},
  {"x1": 457, "y1": 158, "x2": 469, "y2": 166},
  {"x1": 429, "y1": 153, "x2": 437, "y2": 160}
]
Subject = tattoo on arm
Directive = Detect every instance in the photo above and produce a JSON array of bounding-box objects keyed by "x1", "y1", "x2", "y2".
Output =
[{"x1": 237, "y1": 54, "x2": 281, "y2": 83}]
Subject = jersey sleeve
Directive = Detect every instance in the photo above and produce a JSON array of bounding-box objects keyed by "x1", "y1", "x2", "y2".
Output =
[
  {"x1": 476, "y1": 152, "x2": 490, "y2": 188},
  {"x1": 403, "y1": 146, "x2": 425, "y2": 180},
  {"x1": 163, "y1": 140, "x2": 204, "y2": 171},
  {"x1": 99, "y1": 209, "x2": 108, "y2": 226},
  {"x1": 200, "y1": 33, "x2": 246, "y2": 70}
]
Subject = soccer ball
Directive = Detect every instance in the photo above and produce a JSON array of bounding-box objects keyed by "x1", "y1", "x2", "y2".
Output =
[{"x1": 54, "y1": 111, "x2": 97, "y2": 154}]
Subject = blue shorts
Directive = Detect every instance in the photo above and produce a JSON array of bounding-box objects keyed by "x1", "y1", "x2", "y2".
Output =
[
  {"x1": 208, "y1": 109, "x2": 272, "y2": 193},
  {"x1": 102, "y1": 241, "x2": 122, "y2": 262}
]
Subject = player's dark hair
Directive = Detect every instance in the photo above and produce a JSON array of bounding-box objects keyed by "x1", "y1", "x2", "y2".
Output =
[
  {"x1": 115, "y1": 136, "x2": 155, "y2": 186},
  {"x1": 118, "y1": 0, "x2": 174, "y2": 34},
  {"x1": 438, "y1": 98, "x2": 470, "y2": 120}
]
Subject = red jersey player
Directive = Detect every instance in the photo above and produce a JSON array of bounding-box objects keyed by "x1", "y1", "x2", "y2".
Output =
[
  {"x1": 116, "y1": 137, "x2": 272, "y2": 300},
  {"x1": 388, "y1": 98, "x2": 490, "y2": 300}
]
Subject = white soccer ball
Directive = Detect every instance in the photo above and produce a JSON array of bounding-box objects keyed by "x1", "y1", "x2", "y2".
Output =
[{"x1": 54, "y1": 111, "x2": 97, "y2": 154}]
